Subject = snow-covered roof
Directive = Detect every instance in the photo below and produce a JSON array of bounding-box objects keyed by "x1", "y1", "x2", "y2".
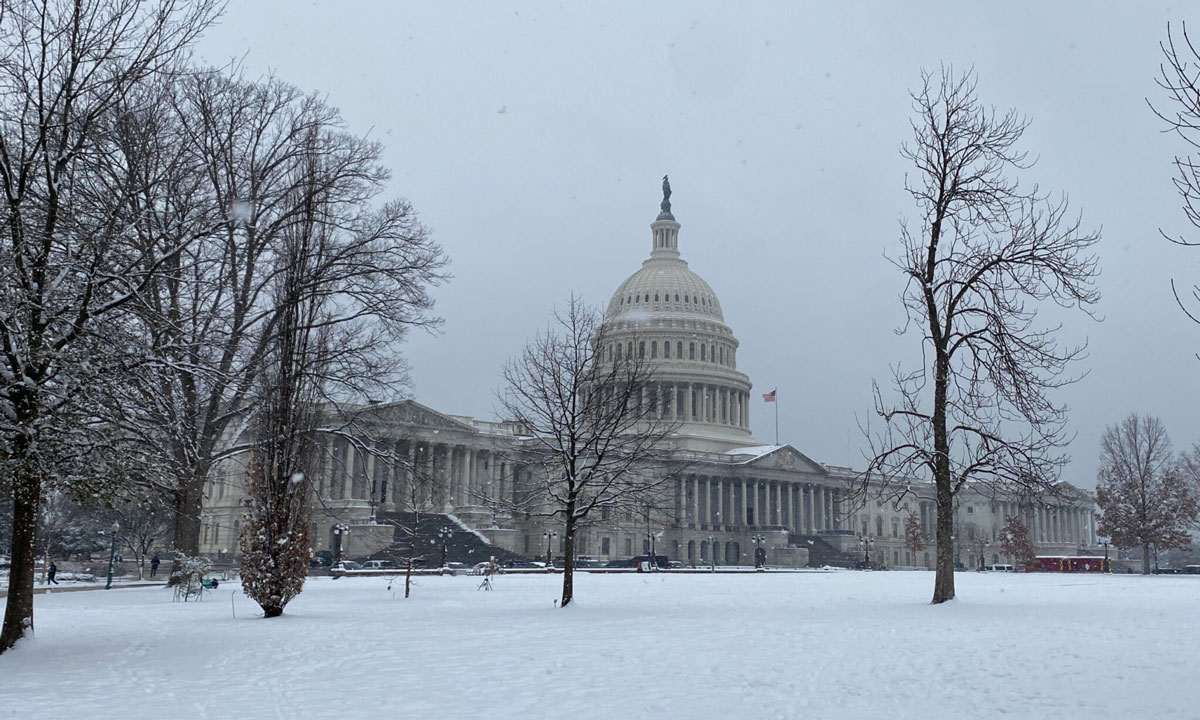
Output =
[{"x1": 723, "y1": 444, "x2": 785, "y2": 458}]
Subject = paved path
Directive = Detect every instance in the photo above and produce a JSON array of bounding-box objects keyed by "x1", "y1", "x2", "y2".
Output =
[{"x1": 0, "y1": 580, "x2": 165, "y2": 599}]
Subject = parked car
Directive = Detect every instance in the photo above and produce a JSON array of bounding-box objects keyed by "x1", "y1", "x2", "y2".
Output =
[
  {"x1": 332, "y1": 561, "x2": 362, "y2": 571},
  {"x1": 986, "y1": 564, "x2": 1014, "y2": 572},
  {"x1": 361, "y1": 560, "x2": 395, "y2": 570}
]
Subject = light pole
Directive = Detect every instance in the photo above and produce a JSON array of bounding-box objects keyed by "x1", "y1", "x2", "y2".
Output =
[
  {"x1": 646, "y1": 530, "x2": 663, "y2": 569},
  {"x1": 332, "y1": 523, "x2": 350, "y2": 566},
  {"x1": 1100, "y1": 539, "x2": 1111, "y2": 572},
  {"x1": 543, "y1": 529, "x2": 557, "y2": 568},
  {"x1": 752, "y1": 534, "x2": 766, "y2": 569},
  {"x1": 860, "y1": 535, "x2": 874, "y2": 569},
  {"x1": 105, "y1": 522, "x2": 120, "y2": 589},
  {"x1": 706, "y1": 534, "x2": 717, "y2": 571},
  {"x1": 438, "y1": 526, "x2": 454, "y2": 568},
  {"x1": 978, "y1": 540, "x2": 990, "y2": 571}
]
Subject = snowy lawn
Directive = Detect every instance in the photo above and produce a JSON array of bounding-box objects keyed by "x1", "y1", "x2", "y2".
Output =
[{"x1": 0, "y1": 570, "x2": 1194, "y2": 720}]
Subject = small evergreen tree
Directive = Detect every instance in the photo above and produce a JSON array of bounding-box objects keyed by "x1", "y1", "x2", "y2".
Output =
[
  {"x1": 903, "y1": 513, "x2": 927, "y2": 567},
  {"x1": 999, "y1": 515, "x2": 1036, "y2": 570}
]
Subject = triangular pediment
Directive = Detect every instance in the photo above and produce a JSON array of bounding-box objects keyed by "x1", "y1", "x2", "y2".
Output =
[
  {"x1": 724, "y1": 444, "x2": 828, "y2": 474},
  {"x1": 361, "y1": 399, "x2": 477, "y2": 434}
]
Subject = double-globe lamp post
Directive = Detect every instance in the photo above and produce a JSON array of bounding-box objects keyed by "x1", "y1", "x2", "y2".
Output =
[
  {"x1": 543, "y1": 529, "x2": 557, "y2": 569},
  {"x1": 105, "y1": 522, "x2": 120, "y2": 589}
]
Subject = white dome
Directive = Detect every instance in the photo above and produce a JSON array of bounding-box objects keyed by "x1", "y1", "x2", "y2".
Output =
[
  {"x1": 605, "y1": 256, "x2": 724, "y2": 322},
  {"x1": 599, "y1": 202, "x2": 756, "y2": 452}
]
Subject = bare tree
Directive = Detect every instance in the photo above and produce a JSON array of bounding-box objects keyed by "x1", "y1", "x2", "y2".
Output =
[
  {"x1": 903, "y1": 512, "x2": 927, "y2": 567},
  {"x1": 1095, "y1": 414, "x2": 1198, "y2": 574},
  {"x1": 999, "y1": 514, "x2": 1036, "y2": 570},
  {"x1": 498, "y1": 297, "x2": 680, "y2": 607},
  {"x1": 0, "y1": 0, "x2": 218, "y2": 654},
  {"x1": 111, "y1": 495, "x2": 173, "y2": 580},
  {"x1": 861, "y1": 67, "x2": 1101, "y2": 604},
  {"x1": 1152, "y1": 22, "x2": 1200, "y2": 343}
]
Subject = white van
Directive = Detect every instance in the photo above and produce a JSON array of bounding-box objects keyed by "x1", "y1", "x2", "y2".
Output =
[
  {"x1": 986, "y1": 564, "x2": 1014, "y2": 572},
  {"x1": 361, "y1": 560, "x2": 395, "y2": 570}
]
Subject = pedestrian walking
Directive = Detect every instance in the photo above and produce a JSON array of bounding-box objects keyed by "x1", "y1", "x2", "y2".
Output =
[
  {"x1": 47, "y1": 561, "x2": 59, "y2": 585},
  {"x1": 150, "y1": 554, "x2": 160, "y2": 578}
]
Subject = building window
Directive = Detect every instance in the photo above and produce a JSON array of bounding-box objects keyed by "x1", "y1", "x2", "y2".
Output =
[
  {"x1": 876, "y1": 516, "x2": 883, "y2": 537},
  {"x1": 664, "y1": 342, "x2": 670, "y2": 358},
  {"x1": 689, "y1": 343, "x2": 695, "y2": 360},
  {"x1": 677, "y1": 341, "x2": 683, "y2": 358},
  {"x1": 675, "y1": 294, "x2": 680, "y2": 302},
  {"x1": 684, "y1": 295, "x2": 690, "y2": 303},
  {"x1": 638, "y1": 342, "x2": 645, "y2": 358},
  {"x1": 625, "y1": 537, "x2": 633, "y2": 555},
  {"x1": 654, "y1": 293, "x2": 659, "y2": 302},
  {"x1": 523, "y1": 535, "x2": 530, "y2": 553},
  {"x1": 602, "y1": 537, "x2": 611, "y2": 555},
  {"x1": 701, "y1": 345, "x2": 706, "y2": 361},
  {"x1": 651, "y1": 341, "x2": 657, "y2": 358},
  {"x1": 967, "y1": 505, "x2": 974, "y2": 513}
]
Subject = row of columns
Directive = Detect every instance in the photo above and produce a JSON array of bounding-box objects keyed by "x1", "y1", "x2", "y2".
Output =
[
  {"x1": 678, "y1": 475, "x2": 842, "y2": 533},
  {"x1": 915, "y1": 500, "x2": 1097, "y2": 547},
  {"x1": 649, "y1": 382, "x2": 749, "y2": 429},
  {"x1": 320, "y1": 436, "x2": 518, "y2": 513}
]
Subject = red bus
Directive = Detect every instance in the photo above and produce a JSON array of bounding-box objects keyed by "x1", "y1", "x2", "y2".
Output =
[{"x1": 1029, "y1": 556, "x2": 1109, "y2": 573}]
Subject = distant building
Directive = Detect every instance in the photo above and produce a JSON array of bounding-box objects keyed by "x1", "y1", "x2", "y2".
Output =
[{"x1": 200, "y1": 187, "x2": 1099, "y2": 568}]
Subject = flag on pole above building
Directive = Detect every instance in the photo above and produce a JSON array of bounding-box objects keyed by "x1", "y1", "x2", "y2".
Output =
[{"x1": 762, "y1": 389, "x2": 776, "y2": 402}]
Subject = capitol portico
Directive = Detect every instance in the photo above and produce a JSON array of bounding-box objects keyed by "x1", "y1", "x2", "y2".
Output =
[{"x1": 199, "y1": 181, "x2": 1101, "y2": 569}]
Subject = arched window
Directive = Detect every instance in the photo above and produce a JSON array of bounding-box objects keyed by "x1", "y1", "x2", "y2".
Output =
[
  {"x1": 638, "y1": 342, "x2": 645, "y2": 358},
  {"x1": 677, "y1": 341, "x2": 683, "y2": 358},
  {"x1": 689, "y1": 343, "x2": 695, "y2": 360},
  {"x1": 663, "y1": 341, "x2": 670, "y2": 359},
  {"x1": 684, "y1": 295, "x2": 690, "y2": 303},
  {"x1": 719, "y1": 346, "x2": 724, "y2": 364},
  {"x1": 626, "y1": 342, "x2": 633, "y2": 359},
  {"x1": 700, "y1": 345, "x2": 706, "y2": 361},
  {"x1": 651, "y1": 341, "x2": 657, "y2": 358},
  {"x1": 876, "y1": 516, "x2": 884, "y2": 537},
  {"x1": 654, "y1": 293, "x2": 659, "y2": 302},
  {"x1": 675, "y1": 294, "x2": 679, "y2": 302}
]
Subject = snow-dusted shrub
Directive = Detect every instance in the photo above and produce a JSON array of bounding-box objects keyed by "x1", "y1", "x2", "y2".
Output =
[
  {"x1": 170, "y1": 553, "x2": 211, "y2": 602},
  {"x1": 238, "y1": 455, "x2": 310, "y2": 618}
]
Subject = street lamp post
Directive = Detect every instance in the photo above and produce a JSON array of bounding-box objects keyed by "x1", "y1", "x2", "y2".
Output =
[
  {"x1": 706, "y1": 534, "x2": 717, "y2": 572},
  {"x1": 438, "y1": 526, "x2": 454, "y2": 568},
  {"x1": 752, "y1": 534, "x2": 766, "y2": 569},
  {"x1": 1100, "y1": 539, "x2": 1111, "y2": 572},
  {"x1": 332, "y1": 523, "x2": 350, "y2": 566},
  {"x1": 105, "y1": 522, "x2": 120, "y2": 589},
  {"x1": 978, "y1": 540, "x2": 990, "y2": 571},
  {"x1": 860, "y1": 535, "x2": 874, "y2": 569},
  {"x1": 543, "y1": 529, "x2": 557, "y2": 569}
]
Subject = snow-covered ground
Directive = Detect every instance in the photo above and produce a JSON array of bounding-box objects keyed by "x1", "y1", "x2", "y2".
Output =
[{"x1": 0, "y1": 570, "x2": 1194, "y2": 719}]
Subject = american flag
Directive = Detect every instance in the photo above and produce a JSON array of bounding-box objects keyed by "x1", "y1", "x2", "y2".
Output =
[{"x1": 762, "y1": 389, "x2": 776, "y2": 402}]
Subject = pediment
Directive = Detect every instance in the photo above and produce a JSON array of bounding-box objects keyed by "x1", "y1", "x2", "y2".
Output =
[
  {"x1": 726, "y1": 444, "x2": 828, "y2": 475},
  {"x1": 363, "y1": 399, "x2": 477, "y2": 434}
]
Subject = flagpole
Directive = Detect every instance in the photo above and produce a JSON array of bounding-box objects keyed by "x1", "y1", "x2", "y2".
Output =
[{"x1": 774, "y1": 389, "x2": 779, "y2": 445}]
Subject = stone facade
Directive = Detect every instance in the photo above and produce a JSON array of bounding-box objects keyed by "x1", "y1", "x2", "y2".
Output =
[{"x1": 198, "y1": 195, "x2": 1100, "y2": 568}]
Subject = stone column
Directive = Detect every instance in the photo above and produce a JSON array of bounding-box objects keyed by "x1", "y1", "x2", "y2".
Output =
[
  {"x1": 322, "y1": 435, "x2": 336, "y2": 499},
  {"x1": 464, "y1": 447, "x2": 474, "y2": 505},
  {"x1": 364, "y1": 449, "x2": 376, "y2": 505},
  {"x1": 342, "y1": 439, "x2": 355, "y2": 500},
  {"x1": 716, "y1": 478, "x2": 724, "y2": 529},
  {"x1": 690, "y1": 476, "x2": 699, "y2": 526}
]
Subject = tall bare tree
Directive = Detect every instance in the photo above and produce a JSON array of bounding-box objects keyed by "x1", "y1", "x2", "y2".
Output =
[
  {"x1": 861, "y1": 67, "x2": 1101, "y2": 603},
  {"x1": 1152, "y1": 22, "x2": 1200, "y2": 344},
  {"x1": 1095, "y1": 414, "x2": 1198, "y2": 574},
  {"x1": 498, "y1": 297, "x2": 679, "y2": 607},
  {"x1": 0, "y1": 0, "x2": 217, "y2": 654}
]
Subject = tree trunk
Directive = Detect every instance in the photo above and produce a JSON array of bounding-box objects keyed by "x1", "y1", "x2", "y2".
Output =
[
  {"x1": 1, "y1": 480, "x2": 43, "y2": 653},
  {"x1": 172, "y1": 473, "x2": 205, "y2": 558},
  {"x1": 1143, "y1": 543, "x2": 1151, "y2": 575},
  {"x1": 560, "y1": 510, "x2": 576, "y2": 608},
  {"x1": 931, "y1": 349, "x2": 956, "y2": 604}
]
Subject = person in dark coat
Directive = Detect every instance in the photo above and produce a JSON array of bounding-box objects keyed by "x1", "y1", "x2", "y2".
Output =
[
  {"x1": 150, "y1": 554, "x2": 160, "y2": 577},
  {"x1": 47, "y1": 562, "x2": 59, "y2": 585}
]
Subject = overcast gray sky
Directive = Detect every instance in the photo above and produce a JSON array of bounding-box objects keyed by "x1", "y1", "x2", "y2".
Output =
[{"x1": 197, "y1": 1, "x2": 1198, "y2": 490}]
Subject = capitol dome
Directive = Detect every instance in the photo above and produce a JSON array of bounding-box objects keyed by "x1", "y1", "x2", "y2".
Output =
[{"x1": 600, "y1": 180, "x2": 755, "y2": 452}]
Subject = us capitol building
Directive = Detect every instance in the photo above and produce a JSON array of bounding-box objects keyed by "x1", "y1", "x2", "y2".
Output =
[{"x1": 199, "y1": 181, "x2": 1101, "y2": 569}]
